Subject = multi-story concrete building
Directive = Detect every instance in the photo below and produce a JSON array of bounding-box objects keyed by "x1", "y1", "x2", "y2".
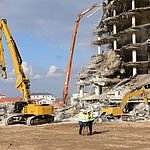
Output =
[{"x1": 76, "y1": 0, "x2": 150, "y2": 103}]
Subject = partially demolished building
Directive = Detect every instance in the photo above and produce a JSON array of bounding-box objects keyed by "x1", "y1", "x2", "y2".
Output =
[{"x1": 76, "y1": 0, "x2": 150, "y2": 104}]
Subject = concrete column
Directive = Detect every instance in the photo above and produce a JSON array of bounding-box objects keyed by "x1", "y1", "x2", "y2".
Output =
[
  {"x1": 132, "y1": 0, "x2": 137, "y2": 76},
  {"x1": 132, "y1": 49, "x2": 137, "y2": 75},
  {"x1": 95, "y1": 76, "x2": 102, "y2": 96},
  {"x1": 113, "y1": 40, "x2": 117, "y2": 50},
  {"x1": 95, "y1": 85, "x2": 102, "y2": 96},
  {"x1": 132, "y1": 16, "x2": 136, "y2": 27},
  {"x1": 113, "y1": 9, "x2": 117, "y2": 50},
  {"x1": 132, "y1": 33, "x2": 136, "y2": 44},
  {"x1": 133, "y1": 68, "x2": 137, "y2": 76},
  {"x1": 98, "y1": 37, "x2": 102, "y2": 54},
  {"x1": 113, "y1": 9, "x2": 116, "y2": 16},
  {"x1": 95, "y1": 85, "x2": 100, "y2": 96},
  {"x1": 79, "y1": 85, "x2": 84, "y2": 98},
  {"x1": 113, "y1": 24, "x2": 117, "y2": 34},
  {"x1": 132, "y1": 0, "x2": 135, "y2": 9},
  {"x1": 132, "y1": 50, "x2": 137, "y2": 62}
]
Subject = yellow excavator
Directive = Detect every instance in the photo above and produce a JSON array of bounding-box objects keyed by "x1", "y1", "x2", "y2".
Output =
[
  {"x1": 0, "y1": 19, "x2": 54, "y2": 125},
  {"x1": 100, "y1": 85, "x2": 149, "y2": 118}
]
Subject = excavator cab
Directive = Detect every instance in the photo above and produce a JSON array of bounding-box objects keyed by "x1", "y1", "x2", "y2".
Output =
[{"x1": 14, "y1": 102, "x2": 28, "y2": 113}]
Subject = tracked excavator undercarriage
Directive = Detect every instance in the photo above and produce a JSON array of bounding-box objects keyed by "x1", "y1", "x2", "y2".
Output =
[{"x1": 5, "y1": 102, "x2": 54, "y2": 126}]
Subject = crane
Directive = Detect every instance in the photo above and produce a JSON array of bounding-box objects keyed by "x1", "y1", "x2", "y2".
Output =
[
  {"x1": 0, "y1": 19, "x2": 54, "y2": 125},
  {"x1": 62, "y1": 4, "x2": 99, "y2": 105}
]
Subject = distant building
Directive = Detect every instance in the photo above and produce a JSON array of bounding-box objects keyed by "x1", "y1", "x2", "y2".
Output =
[
  {"x1": 31, "y1": 93, "x2": 56, "y2": 104},
  {"x1": 0, "y1": 94, "x2": 21, "y2": 103},
  {"x1": 0, "y1": 94, "x2": 6, "y2": 99}
]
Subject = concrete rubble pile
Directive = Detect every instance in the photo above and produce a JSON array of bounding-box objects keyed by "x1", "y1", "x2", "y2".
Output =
[
  {"x1": 77, "y1": 49, "x2": 125, "y2": 86},
  {"x1": 129, "y1": 103, "x2": 150, "y2": 121},
  {"x1": 54, "y1": 106, "x2": 80, "y2": 123},
  {"x1": 97, "y1": 74, "x2": 150, "y2": 102},
  {"x1": 54, "y1": 104, "x2": 102, "y2": 123},
  {"x1": 64, "y1": 68, "x2": 150, "y2": 123},
  {"x1": 72, "y1": 0, "x2": 150, "y2": 123},
  {"x1": 0, "y1": 102, "x2": 14, "y2": 121}
]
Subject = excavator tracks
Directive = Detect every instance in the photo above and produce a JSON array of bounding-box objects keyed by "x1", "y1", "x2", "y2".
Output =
[
  {"x1": 26, "y1": 115, "x2": 54, "y2": 126},
  {"x1": 4, "y1": 114, "x2": 54, "y2": 126},
  {"x1": 5, "y1": 114, "x2": 26, "y2": 125}
]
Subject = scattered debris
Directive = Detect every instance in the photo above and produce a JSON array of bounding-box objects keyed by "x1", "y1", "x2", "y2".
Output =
[
  {"x1": 1, "y1": 1, "x2": 150, "y2": 124},
  {"x1": 0, "y1": 102, "x2": 14, "y2": 121}
]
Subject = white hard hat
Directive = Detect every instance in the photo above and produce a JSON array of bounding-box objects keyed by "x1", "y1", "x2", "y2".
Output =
[{"x1": 80, "y1": 109, "x2": 84, "y2": 112}]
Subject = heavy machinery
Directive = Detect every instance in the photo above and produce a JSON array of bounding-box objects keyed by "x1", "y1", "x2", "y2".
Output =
[
  {"x1": 100, "y1": 85, "x2": 150, "y2": 119},
  {"x1": 62, "y1": 4, "x2": 99, "y2": 105},
  {"x1": 0, "y1": 19, "x2": 54, "y2": 125}
]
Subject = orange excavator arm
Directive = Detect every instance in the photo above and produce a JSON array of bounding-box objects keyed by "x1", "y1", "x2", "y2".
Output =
[{"x1": 62, "y1": 4, "x2": 99, "y2": 105}]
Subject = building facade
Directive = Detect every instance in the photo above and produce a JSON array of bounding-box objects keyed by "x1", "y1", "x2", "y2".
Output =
[
  {"x1": 30, "y1": 93, "x2": 56, "y2": 104},
  {"x1": 76, "y1": 0, "x2": 150, "y2": 103},
  {"x1": 0, "y1": 94, "x2": 6, "y2": 99}
]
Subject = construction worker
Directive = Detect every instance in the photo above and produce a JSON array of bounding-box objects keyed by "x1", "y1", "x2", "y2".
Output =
[
  {"x1": 82, "y1": 111, "x2": 89, "y2": 136},
  {"x1": 88, "y1": 110, "x2": 94, "y2": 135},
  {"x1": 78, "y1": 109, "x2": 84, "y2": 135},
  {"x1": 78, "y1": 109, "x2": 89, "y2": 135}
]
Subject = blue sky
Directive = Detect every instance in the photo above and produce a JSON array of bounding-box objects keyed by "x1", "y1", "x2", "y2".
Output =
[{"x1": 0, "y1": 0, "x2": 102, "y2": 98}]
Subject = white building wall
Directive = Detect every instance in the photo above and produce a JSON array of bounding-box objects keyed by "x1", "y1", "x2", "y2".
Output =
[
  {"x1": 0, "y1": 95, "x2": 6, "y2": 99},
  {"x1": 31, "y1": 93, "x2": 55, "y2": 104}
]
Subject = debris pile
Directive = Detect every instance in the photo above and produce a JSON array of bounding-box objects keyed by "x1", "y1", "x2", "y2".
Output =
[
  {"x1": 0, "y1": 102, "x2": 14, "y2": 120},
  {"x1": 130, "y1": 103, "x2": 150, "y2": 121},
  {"x1": 77, "y1": 49, "x2": 124, "y2": 86},
  {"x1": 74, "y1": 0, "x2": 150, "y2": 123}
]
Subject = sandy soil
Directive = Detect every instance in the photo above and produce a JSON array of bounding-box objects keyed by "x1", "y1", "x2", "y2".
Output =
[{"x1": 0, "y1": 121, "x2": 150, "y2": 150}]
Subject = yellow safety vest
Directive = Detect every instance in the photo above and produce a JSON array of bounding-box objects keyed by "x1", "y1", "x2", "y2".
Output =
[
  {"x1": 82, "y1": 114, "x2": 89, "y2": 123},
  {"x1": 78, "y1": 112, "x2": 89, "y2": 122},
  {"x1": 88, "y1": 112, "x2": 94, "y2": 121},
  {"x1": 79, "y1": 112, "x2": 84, "y2": 122}
]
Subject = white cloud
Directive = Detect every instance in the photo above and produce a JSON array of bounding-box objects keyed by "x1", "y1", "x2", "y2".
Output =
[
  {"x1": 1, "y1": 61, "x2": 44, "y2": 82},
  {"x1": 22, "y1": 62, "x2": 44, "y2": 80},
  {"x1": 4, "y1": 63, "x2": 65, "y2": 81},
  {"x1": 22, "y1": 62, "x2": 32, "y2": 75},
  {"x1": 47, "y1": 65, "x2": 64, "y2": 78}
]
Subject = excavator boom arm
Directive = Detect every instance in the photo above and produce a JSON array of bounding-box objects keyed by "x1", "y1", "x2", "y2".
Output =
[
  {"x1": 120, "y1": 86, "x2": 148, "y2": 109},
  {"x1": 0, "y1": 19, "x2": 30, "y2": 101},
  {"x1": 62, "y1": 4, "x2": 98, "y2": 104},
  {"x1": 0, "y1": 31, "x2": 7, "y2": 79}
]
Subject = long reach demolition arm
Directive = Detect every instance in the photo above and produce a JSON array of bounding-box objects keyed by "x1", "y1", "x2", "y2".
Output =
[
  {"x1": 62, "y1": 4, "x2": 99, "y2": 104},
  {"x1": 0, "y1": 19, "x2": 30, "y2": 101}
]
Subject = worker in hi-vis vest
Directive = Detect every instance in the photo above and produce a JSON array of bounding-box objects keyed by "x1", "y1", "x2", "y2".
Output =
[
  {"x1": 87, "y1": 110, "x2": 94, "y2": 135},
  {"x1": 78, "y1": 109, "x2": 89, "y2": 135}
]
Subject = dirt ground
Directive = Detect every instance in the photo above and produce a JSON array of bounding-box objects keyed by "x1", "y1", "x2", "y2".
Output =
[{"x1": 0, "y1": 121, "x2": 150, "y2": 150}]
